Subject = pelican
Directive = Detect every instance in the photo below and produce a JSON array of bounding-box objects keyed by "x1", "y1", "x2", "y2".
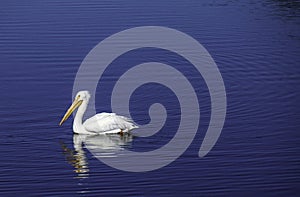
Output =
[{"x1": 59, "y1": 90, "x2": 138, "y2": 135}]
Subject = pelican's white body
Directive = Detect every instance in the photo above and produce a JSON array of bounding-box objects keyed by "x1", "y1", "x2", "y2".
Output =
[{"x1": 71, "y1": 91, "x2": 138, "y2": 134}]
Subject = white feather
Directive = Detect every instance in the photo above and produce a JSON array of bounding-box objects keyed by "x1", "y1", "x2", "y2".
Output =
[{"x1": 83, "y1": 112, "x2": 138, "y2": 133}]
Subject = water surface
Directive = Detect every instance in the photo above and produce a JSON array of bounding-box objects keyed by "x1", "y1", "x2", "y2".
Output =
[{"x1": 0, "y1": 0, "x2": 299, "y2": 196}]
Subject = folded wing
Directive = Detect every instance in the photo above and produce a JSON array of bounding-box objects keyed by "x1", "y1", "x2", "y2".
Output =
[{"x1": 83, "y1": 112, "x2": 138, "y2": 133}]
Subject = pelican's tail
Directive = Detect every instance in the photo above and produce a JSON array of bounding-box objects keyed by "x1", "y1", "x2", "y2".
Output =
[{"x1": 130, "y1": 124, "x2": 139, "y2": 130}]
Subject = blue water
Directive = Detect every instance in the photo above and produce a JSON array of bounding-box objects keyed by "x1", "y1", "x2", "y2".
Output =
[{"x1": 1, "y1": 0, "x2": 299, "y2": 196}]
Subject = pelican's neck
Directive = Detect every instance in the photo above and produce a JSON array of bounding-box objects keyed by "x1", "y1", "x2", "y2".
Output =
[{"x1": 73, "y1": 100, "x2": 91, "y2": 134}]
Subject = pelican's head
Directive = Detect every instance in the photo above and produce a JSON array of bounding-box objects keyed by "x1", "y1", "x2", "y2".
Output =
[
  {"x1": 75, "y1": 90, "x2": 91, "y2": 102},
  {"x1": 59, "y1": 90, "x2": 91, "y2": 126}
]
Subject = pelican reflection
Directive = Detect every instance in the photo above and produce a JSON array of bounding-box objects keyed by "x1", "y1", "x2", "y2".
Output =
[{"x1": 61, "y1": 133, "x2": 133, "y2": 178}]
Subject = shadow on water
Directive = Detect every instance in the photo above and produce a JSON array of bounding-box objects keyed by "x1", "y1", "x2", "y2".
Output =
[
  {"x1": 271, "y1": 0, "x2": 300, "y2": 9},
  {"x1": 268, "y1": 0, "x2": 300, "y2": 19},
  {"x1": 60, "y1": 133, "x2": 133, "y2": 179}
]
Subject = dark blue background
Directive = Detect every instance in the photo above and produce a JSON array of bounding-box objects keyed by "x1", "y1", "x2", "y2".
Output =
[{"x1": 0, "y1": 0, "x2": 299, "y2": 196}]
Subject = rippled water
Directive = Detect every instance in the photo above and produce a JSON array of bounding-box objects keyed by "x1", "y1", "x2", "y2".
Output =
[{"x1": 0, "y1": 0, "x2": 299, "y2": 196}]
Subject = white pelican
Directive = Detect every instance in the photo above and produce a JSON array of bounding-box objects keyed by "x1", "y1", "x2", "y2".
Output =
[{"x1": 59, "y1": 90, "x2": 138, "y2": 134}]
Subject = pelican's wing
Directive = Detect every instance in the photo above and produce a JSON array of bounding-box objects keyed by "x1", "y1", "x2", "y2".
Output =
[{"x1": 83, "y1": 112, "x2": 138, "y2": 133}]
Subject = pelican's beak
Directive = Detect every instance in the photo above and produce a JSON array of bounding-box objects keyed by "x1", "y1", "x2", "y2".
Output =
[{"x1": 59, "y1": 97, "x2": 83, "y2": 126}]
